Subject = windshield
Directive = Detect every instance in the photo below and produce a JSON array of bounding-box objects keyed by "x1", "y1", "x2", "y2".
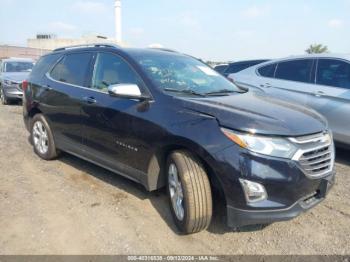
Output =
[
  {"x1": 4, "y1": 62, "x2": 34, "y2": 73},
  {"x1": 132, "y1": 52, "x2": 241, "y2": 96}
]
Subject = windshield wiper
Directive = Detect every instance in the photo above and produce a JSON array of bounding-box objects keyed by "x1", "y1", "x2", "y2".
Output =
[
  {"x1": 164, "y1": 88, "x2": 206, "y2": 97},
  {"x1": 204, "y1": 89, "x2": 240, "y2": 96}
]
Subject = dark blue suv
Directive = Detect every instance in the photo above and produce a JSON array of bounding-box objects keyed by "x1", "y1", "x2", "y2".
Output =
[{"x1": 23, "y1": 44, "x2": 335, "y2": 234}]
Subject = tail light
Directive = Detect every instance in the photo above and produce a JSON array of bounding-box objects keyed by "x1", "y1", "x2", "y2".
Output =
[{"x1": 22, "y1": 80, "x2": 28, "y2": 91}]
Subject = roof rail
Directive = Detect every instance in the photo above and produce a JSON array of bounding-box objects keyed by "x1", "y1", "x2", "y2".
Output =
[
  {"x1": 148, "y1": 47, "x2": 178, "y2": 53},
  {"x1": 53, "y1": 43, "x2": 120, "y2": 52}
]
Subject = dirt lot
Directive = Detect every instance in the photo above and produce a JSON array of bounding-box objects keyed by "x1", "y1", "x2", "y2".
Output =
[{"x1": 0, "y1": 103, "x2": 349, "y2": 255}]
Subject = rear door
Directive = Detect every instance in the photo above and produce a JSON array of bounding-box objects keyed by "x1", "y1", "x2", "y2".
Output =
[
  {"x1": 259, "y1": 59, "x2": 317, "y2": 107},
  {"x1": 44, "y1": 51, "x2": 94, "y2": 151},
  {"x1": 309, "y1": 58, "x2": 350, "y2": 143}
]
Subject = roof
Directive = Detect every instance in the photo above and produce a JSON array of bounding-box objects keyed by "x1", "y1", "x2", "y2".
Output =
[
  {"x1": 272, "y1": 53, "x2": 350, "y2": 61},
  {"x1": 228, "y1": 59, "x2": 270, "y2": 65},
  {"x1": 49, "y1": 43, "x2": 186, "y2": 59}
]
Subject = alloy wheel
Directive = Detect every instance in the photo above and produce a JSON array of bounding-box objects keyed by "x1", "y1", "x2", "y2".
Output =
[
  {"x1": 33, "y1": 121, "x2": 49, "y2": 155},
  {"x1": 168, "y1": 163, "x2": 185, "y2": 221}
]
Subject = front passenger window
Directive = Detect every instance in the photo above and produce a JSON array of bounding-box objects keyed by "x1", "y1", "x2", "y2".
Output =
[
  {"x1": 91, "y1": 53, "x2": 141, "y2": 92},
  {"x1": 317, "y1": 59, "x2": 350, "y2": 89}
]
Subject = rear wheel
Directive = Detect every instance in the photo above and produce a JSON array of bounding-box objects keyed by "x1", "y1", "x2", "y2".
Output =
[
  {"x1": 167, "y1": 151, "x2": 212, "y2": 234},
  {"x1": 31, "y1": 114, "x2": 59, "y2": 160}
]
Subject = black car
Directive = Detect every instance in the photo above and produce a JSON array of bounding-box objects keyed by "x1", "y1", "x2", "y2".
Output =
[
  {"x1": 23, "y1": 44, "x2": 335, "y2": 234},
  {"x1": 220, "y1": 59, "x2": 269, "y2": 77}
]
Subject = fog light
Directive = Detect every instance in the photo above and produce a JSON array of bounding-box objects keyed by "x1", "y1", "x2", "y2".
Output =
[{"x1": 239, "y1": 179, "x2": 267, "y2": 203}]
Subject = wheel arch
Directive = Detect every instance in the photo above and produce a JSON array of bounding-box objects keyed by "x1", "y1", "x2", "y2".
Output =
[
  {"x1": 145, "y1": 140, "x2": 227, "y2": 207},
  {"x1": 28, "y1": 107, "x2": 42, "y2": 119}
]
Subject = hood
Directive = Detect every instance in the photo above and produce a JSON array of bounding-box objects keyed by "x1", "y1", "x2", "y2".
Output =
[
  {"x1": 178, "y1": 92, "x2": 327, "y2": 137},
  {"x1": 1, "y1": 72, "x2": 30, "y2": 83}
]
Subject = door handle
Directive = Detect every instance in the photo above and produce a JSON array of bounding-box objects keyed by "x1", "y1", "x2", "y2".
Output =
[
  {"x1": 314, "y1": 91, "x2": 325, "y2": 97},
  {"x1": 260, "y1": 83, "x2": 272, "y2": 88},
  {"x1": 82, "y1": 96, "x2": 97, "y2": 104},
  {"x1": 43, "y1": 85, "x2": 52, "y2": 91}
]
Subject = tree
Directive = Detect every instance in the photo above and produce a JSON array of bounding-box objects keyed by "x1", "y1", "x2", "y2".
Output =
[{"x1": 305, "y1": 44, "x2": 329, "y2": 54}]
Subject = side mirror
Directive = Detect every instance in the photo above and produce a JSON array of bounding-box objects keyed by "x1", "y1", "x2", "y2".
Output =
[{"x1": 108, "y1": 84, "x2": 150, "y2": 100}]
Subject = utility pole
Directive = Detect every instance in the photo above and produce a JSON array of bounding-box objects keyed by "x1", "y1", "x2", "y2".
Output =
[{"x1": 115, "y1": 0, "x2": 122, "y2": 43}]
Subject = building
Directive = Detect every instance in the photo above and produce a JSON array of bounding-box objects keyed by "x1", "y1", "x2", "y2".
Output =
[
  {"x1": 0, "y1": 45, "x2": 50, "y2": 60},
  {"x1": 2, "y1": 0, "x2": 123, "y2": 59},
  {"x1": 27, "y1": 0, "x2": 123, "y2": 51},
  {"x1": 27, "y1": 34, "x2": 121, "y2": 51}
]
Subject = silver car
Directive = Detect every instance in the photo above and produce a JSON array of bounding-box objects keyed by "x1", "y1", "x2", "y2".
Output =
[
  {"x1": 0, "y1": 58, "x2": 35, "y2": 104},
  {"x1": 229, "y1": 54, "x2": 350, "y2": 147}
]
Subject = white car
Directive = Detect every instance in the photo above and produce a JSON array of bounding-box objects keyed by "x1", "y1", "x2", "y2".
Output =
[{"x1": 229, "y1": 54, "x2": 350, "y2": 147}]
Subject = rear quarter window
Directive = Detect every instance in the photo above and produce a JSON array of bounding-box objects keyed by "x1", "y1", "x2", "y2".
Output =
[{"x1": 29, "y1": 54, "x2": 61, "y2": 82}]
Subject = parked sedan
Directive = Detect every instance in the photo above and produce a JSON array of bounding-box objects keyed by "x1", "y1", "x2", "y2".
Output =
[
  {"x1": 0, "y1": 58, "x2": 35, "y2": 104},
  {"x1": 229, "y1": 54, "x2": 350, "y2": 147}
]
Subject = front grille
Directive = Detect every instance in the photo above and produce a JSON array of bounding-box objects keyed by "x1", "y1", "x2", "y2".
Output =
[
  {"x1": 299, "y1": 145, "x2": 333, "y2": 177},
  {"x1": 291, "y1": 132, "x2": 335, "y2": 178}
]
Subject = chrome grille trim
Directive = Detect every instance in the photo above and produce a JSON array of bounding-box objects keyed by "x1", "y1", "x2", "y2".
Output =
[{"x1": 290, "y1": 132, "x2": 335, "y2": 179}]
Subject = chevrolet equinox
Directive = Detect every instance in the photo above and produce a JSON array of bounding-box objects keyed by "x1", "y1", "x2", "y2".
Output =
[{"x1": 23, "y1": 44, "x2": 335, "y2": 234}]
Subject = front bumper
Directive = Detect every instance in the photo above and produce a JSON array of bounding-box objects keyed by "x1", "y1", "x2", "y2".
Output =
[
  {"x1": 3, "y1": 84, "x2": 23, "y2": 99},
  {"x1": 211, "y1": 144, "x2": 336, "y2": 228},
  {"x1": 227, "y1": 174, "x2": 335, "y2": 227}
]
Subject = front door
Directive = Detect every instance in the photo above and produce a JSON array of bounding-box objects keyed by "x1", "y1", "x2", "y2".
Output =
[
  {"x1": 80, "y1": 51, "x2": 152, "y2": 180},
  {"x1": 308, "y1": 58, "x2": 350, "y2": 143}
]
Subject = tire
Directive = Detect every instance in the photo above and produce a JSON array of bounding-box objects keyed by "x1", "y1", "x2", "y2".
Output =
[
  {"x1": 30, "y1": 114, "x2": 59, "y2": 160},
  {"x1": 166, "y1": 150, "x2": 213, "y2": 234},
  {"x1": 0, "y1": 88, "x2": 9, "y2": 105}
]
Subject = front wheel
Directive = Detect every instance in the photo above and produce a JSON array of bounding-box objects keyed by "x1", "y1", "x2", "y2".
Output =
[
  {"x1": 167, "y1": 151, "x2": 213, "y2": 234},
  {"x1": 0, "y1": 88, "x2": 9, "y2": 105}
]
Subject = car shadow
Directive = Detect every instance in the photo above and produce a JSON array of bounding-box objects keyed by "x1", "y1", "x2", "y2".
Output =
[
  {"x1": 25, "y1": 136, "x2": 279, "y2": 235},
  {"x1": 336, "y1": 147, "x2": 350, "y2": 165},
  {"x1": 58, "y1": 152, "x2": 181, "y2": 233},
  {"x1": 56, "y1": 152, "x2": 267, "y2": 235}
]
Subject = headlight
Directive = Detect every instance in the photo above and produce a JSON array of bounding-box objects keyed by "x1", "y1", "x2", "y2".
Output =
[
  {"x1": 221, "y1": 128, "x2": 298, "y2": 159},
  {"x1": 4, "y1": 79, "x2": 18, "y2": 86}
]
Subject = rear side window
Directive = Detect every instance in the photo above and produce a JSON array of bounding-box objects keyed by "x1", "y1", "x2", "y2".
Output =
[
  {"x1": 316, "y1": 59, "x2": 350, "y2": 89},
  {"x1": 275, "y1": 59, "x2": 313, "y2": 83},
  {"x1": 50, "y1": 52, "x2": 93, "y2": 86},
  {"x1": 258, "y1": 63, "x2": 277, "y2": 77},
  {"x1": 29, "y1": 54, "x2": 61, "y2": 81}
]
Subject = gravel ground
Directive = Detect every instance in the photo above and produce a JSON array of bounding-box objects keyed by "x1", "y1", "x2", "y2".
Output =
[{"x1": 0, "y1": 103, "x2": 349, "y2": 255}]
